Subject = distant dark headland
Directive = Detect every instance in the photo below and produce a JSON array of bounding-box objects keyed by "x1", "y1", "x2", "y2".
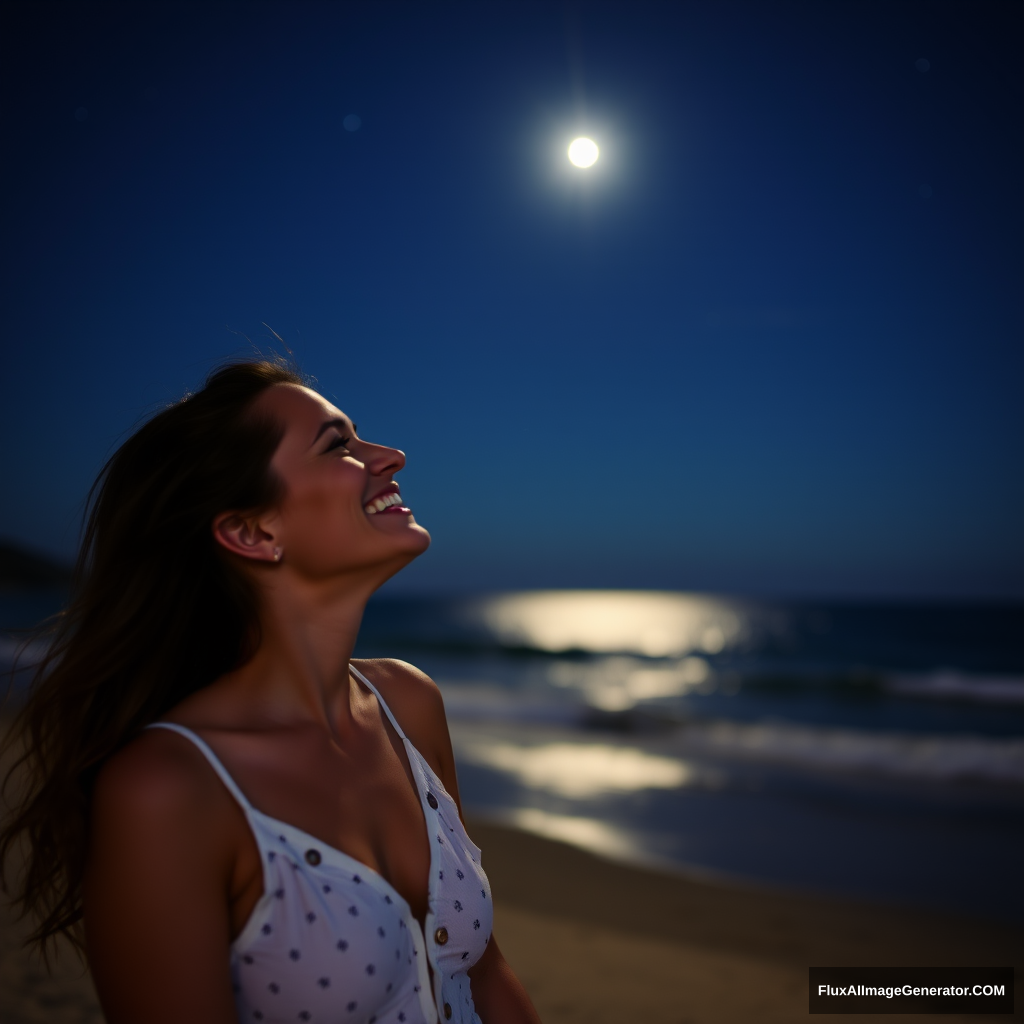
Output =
[{"x1": 0, "y1": 540, "x2": 73, "y2": 589}]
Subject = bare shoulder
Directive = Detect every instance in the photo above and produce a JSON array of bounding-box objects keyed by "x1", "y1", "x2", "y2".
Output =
[
  {"x1": 353, "y1": 658, "x2": 446, "y2": 724},
  {"x1": 91, "y1": 727, "x2": 235, "y2": 855},
  {"x1": 353, "y1": 658, "x2": 458, "y2": 793},
  {"x1": 96, "y1": 728, "x2": 208, "y2": 809}
]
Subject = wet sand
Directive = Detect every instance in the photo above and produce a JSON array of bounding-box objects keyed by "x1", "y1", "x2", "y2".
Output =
[
  {"x1": 471, "y1": 818, "x2": 1022, "y2": 1023},
  {"x1": 2, "y1": 711, "x2": 1020, "y2": 1023}
]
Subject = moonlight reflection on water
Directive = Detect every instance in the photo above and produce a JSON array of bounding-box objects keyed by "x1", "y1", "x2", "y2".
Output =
[{"x1": 469, "y1": 591, "x2": 743, "y2": 658}]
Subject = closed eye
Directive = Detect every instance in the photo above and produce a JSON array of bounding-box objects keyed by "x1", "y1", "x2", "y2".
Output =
[{"x1": 325, "y1": 435, "x2": 351, "y2": 452}]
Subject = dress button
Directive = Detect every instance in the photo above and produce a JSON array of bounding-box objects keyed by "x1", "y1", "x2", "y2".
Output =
[
  {"x1": 427, "y1": 793, "x2": 439, "y2": 810},
  {"x1": 305, "y1": 849, "x2": 321, "y2": 866},
  {"x1": 444, "y1": 1002, "x2": 452, "y2": 1019},
  {"x1": 434, "y1": 927, "x2": 448, "y2": 945}
]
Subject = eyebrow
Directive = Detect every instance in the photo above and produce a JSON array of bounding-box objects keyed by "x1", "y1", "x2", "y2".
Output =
[{"x1": 312, "y1": 417, "x2": 357, "y2": 446}]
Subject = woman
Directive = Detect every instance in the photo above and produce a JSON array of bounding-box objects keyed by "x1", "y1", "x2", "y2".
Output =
[{"x1": 1, "y1": 360, "x2": 541, "y2": 1024}]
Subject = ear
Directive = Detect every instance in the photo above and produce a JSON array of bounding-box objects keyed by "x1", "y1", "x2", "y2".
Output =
[{"x1": 212, "y1": 511, "x2": 279, "y2": 563}]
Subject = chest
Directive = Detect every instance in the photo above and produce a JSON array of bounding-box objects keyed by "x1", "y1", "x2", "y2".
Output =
[
  {"x1": 228, "y1": 766, "x2": 494, "y2": 1024},
  {"x1": 224, "y1": 723, "x2": 433, "y2": 932}
]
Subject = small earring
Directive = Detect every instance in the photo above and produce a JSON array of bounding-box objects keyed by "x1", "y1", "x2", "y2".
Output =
[{"x1": 273, "y1": 548, "x2": 282, "y2": 562}]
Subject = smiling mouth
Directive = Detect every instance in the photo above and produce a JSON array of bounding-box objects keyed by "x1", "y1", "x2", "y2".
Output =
[{"x1": 364, "y1": 492, "x2": 409, "y2": 515}]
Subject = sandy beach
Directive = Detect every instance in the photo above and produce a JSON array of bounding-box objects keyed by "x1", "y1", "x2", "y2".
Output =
[
  {"x1": 471, "y1": 819, "x2": 1022, "y2": 1023},
  {"x1": 2, "y1": 711, "x2": 1020, "y2": 1023}
]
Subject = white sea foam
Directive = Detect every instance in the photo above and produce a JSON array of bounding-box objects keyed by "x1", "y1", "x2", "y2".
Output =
[
  {"x1": 884, "y1": 671, "x2": 1024, "y2": 706},
  {"x1": 675, "y1": 720, "x2": 1024, "y2": 785}
]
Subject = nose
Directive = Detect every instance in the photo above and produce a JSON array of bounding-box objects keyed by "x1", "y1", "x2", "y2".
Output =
[{"x1": 365, "y1": 442, "x2": 406, "y2": 476}]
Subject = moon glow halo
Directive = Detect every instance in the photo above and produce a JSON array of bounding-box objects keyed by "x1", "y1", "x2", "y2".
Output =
[{"x1": 568, "y1": 137, "x2": 599, "y2": 168}]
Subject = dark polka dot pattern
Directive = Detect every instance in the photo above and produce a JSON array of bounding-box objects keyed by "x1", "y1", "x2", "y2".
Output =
[
  {"x1": 232, "y1": 832, "x2": 424, "y2": 1024},
  {"x1": 149, "y1": 676, "x2": 490, "y2": 1024},
  {"x1": 234, "y1": 791, "x2": 492, "y2": 1024}
]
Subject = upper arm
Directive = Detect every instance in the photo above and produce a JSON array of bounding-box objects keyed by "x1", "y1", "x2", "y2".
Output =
[{"x1": 84, "y1": 733, "x2": 240, "y2": 1024}]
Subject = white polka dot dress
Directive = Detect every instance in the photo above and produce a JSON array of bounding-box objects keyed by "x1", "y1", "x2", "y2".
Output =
[{"x1": 148, "y1": 667, "x2": 492, "y2": 1024}]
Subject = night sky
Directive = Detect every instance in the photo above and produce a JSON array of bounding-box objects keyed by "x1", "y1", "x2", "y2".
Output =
[{"x1": 2, "y1": 1, "x2": 1021, "y2": 598}]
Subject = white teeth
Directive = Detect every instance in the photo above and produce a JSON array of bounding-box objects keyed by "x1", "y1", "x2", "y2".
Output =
[
  {"x1": 365, "y1": 492, "x2": 405, "y2": 515},
  {"x1": 365, "y1": 492, "x2": 404, "y2": 514}
]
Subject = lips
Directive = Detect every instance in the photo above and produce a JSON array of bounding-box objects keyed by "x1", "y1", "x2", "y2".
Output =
[{"x1": 364, "y1": 491, "x2": 406, "y2": 515}]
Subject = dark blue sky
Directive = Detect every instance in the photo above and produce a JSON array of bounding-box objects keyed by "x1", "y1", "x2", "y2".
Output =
[{"x1": 2, "y1": 0, "x2": 1021, "y2": 597}]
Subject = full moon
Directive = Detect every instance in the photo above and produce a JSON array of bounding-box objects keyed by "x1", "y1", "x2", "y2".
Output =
[{"x1": 568, "y1": 137, "x2": 599, "y2": 168}]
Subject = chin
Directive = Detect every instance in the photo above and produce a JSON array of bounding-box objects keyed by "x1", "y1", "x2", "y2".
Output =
[
  {"x1": 374, "y1": 532, "x2": 430, "y2": 589},
  {"x1": 405, "y1": 523, "x2": 432, "y2": 554},
  {"x1": 385, "y1": 522, "x2": 431, "y2": 561}
]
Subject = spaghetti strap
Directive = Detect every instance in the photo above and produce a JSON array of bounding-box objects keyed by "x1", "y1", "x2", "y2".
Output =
[
  {"x1": 350, "y1": 664, "x2": 408, "y2": 741},
  {"x1": 146, "y1": 721, "x2": 254, "y2": 813}
]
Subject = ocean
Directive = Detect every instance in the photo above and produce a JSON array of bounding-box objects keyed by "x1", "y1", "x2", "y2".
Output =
[{"x1": 3, "y1": 589, "x2": 1022, "y2": 924}]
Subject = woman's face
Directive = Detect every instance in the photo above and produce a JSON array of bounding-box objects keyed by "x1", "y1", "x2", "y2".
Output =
[{"x1": 254, "y1": 383, "x2": 430, "y2": 584}]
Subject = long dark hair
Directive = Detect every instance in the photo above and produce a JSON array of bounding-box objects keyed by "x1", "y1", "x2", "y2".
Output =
[{"x1": 1, "y1": 358, "x2": 304, "y2": 960}]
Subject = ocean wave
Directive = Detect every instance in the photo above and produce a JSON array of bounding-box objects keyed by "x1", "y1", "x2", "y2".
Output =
[
  {"x1": 451, "y1": 712, "x2": 1024, "y2": 789},
  {"x1": 884, "y1": 672, "x2": 1024, "y2": 706},
  {"x1": 675, "y1": 720, "x2": 1024, "y2": 785},
  {"x1": 439, "y1": 685, "x2": 580, "y2": 725}
]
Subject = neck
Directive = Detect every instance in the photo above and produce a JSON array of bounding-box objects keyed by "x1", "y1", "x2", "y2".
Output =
[{"x1": 227, "y1": 571, "x2": 381, "y2": 727}]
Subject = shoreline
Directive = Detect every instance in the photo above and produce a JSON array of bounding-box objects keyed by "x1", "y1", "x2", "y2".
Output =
[
  {"x1": 466, "y1": 816, "x2": 1023, "y2": 963},
  {"x1": 471, "y1": 816, "x2": 1022, "y2": 1023}
]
